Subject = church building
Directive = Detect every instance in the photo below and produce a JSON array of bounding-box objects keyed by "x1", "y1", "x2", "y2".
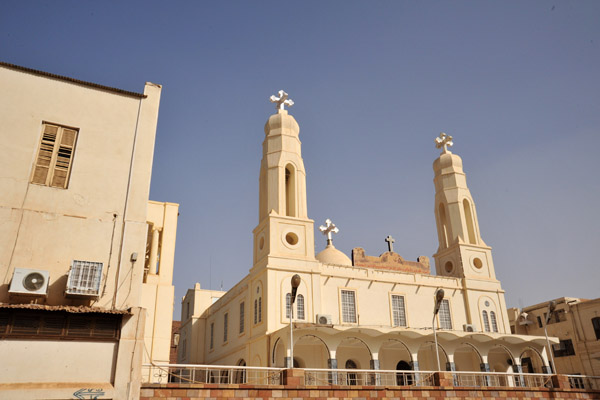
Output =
[{"x1": 178, "y1": 91, "x2": 555, "y2": 378}]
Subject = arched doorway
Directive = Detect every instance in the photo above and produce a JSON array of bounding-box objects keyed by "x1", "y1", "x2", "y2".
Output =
[
  {"x1": 234, "y1": 359, "x2": 247, "y2": 383},
  {"x1": 345, "y1": 359, "x2": 359, "y2": 386},
  {"x1": 396, "y1": 360, "x2": 414, "y2": 386}
]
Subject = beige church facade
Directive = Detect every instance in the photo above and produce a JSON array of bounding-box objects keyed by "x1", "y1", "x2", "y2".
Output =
[
  {"x1": 179, "y1": 95, "x2": 556, "y2": 379},
  {"x1": 0, "y1": 62, "x2": 177, "y2": 399}
]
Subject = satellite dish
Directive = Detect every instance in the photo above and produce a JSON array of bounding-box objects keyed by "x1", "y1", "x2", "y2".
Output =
[{"x1": 23, "y1": 272, "x2": 45, "y2": 291}]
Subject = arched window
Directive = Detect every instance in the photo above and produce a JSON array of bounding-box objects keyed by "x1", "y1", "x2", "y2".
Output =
[
  {"x1": 439, "y1": 203, "x2": 449, "y2": 248},
  {"x1": 463, "y1": 199, "x2": 477, "y2": 244},
  {"x1": 285, "y1": 293, "x2": 292, "y2": 319},
  {"x1": 490, "y1": 311, "x2": 498, "y2": 332},
  {"x1": 285, "y1": 164, "x2": 296, "y2": 217},
  {"x1": 254, "y1": 285, "x2": 262, "y2": 324},
  {"x1": 296, "y1": 294, "x2": 305, "y2": 320},
  {"x1": 482, "y1": 310, "x2": 491, "y2": 332}
]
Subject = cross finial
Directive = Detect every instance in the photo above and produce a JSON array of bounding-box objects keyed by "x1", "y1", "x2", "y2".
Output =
[
  {"x1": 435, "y1": 132, "x2": 454, "y2": 154},
  {"x1": 319, "y1": 218, "x2": 339, "y2": 245},
  {"x1": 270, "y1": 90, "x2": 294, "y2": 111},
  {"x1": 385, "y1": 235, "x2": 395, "y2": 252}
]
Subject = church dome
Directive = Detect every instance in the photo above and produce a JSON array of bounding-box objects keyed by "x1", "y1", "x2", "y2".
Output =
[{"x1": 316, "y1": 244, "x2": 352, "y2": 266}]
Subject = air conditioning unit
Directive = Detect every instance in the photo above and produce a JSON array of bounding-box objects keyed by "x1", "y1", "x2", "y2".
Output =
[
  {"x1": 65, "y1": 260, "x2": 103, "y2": 298},
  {"x1": 463, "y1": 323, "x2": 477, "y2": 332},
  {"x1": 9, "y1": 268, "x2": 49, "y2": 296},
  {"x1": 316, "y1": 314, "x2": 333, "y2": 325}
]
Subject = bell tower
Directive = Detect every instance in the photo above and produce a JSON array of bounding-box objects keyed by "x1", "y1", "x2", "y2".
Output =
[
  {"x1": 432, "y1": 133, "x2": 497, "y2": 280},
  {"x1": 252, "y1": 91, "x2": 315, "y2": 268}
]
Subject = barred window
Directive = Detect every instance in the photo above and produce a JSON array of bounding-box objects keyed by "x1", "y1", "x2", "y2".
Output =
[
  {"x1": 482, "y1": 310, "x2": 490, "y2": 332},
  {"x1": 66, "y1": 260, "x2": 103, "y2": 297},
  {"x1": 31, "y1": 123, "x2": 78, "y2": 189},
  {"x1": 258, "y1": 297, "x2": 262, "y2": 323},
  {"x1": 223, "y1": 313, "x2": 228, "y2": 343},
  {"x1": 490, "y1": 311, "x2": 498, "y2": 332},
  {"x1": 253, "y1": 300, "x2": 257, "y2": 324},
  {"x1": 438, "y1": 299, "x2": 452, "y2": 329},
  {"x1": 239, "y1": 302, "x2": 245, "y2": 334},
  {"x1": 341, "y1": 290, "x2": 357, "y2": 323},
  {"x1": 296, "y1": 294, "x2": 305, "y2": 320},
  {"x1": 391, "y1": 295, "x2": 407, "y2": 327}
]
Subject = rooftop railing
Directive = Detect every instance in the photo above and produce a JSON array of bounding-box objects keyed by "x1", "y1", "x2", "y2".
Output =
[{"x1": 142, "y1": 364, "x2": 284, "y2": 385}]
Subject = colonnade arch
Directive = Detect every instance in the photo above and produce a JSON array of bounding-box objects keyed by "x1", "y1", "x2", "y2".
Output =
[
  {"x1": 453, "y1": 343, "x2": 482, "y2": 371},
  {"x1": 519, "y1": 347, "x2": 546, "y2": 373},
  {"x1": 417, "y1": 341, "x2": 448, "y2": 371},
  {"x1": 378, "y1": 339, "x2": 413, "y2": 371}
]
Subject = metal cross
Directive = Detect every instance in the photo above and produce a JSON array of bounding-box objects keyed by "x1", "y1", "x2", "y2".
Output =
[
  {"x1": 385, "y1": 235, "x2": 395, "y2": 252},
  {"x1": 435, "y1": 132, "x2": 454, "y2": 153},
  {"x1": 319, "y1": 218, "x2": 339, "y2": 245},
  {"x1": 270, "y1": 90, "x2": 294, "y2": 111}
]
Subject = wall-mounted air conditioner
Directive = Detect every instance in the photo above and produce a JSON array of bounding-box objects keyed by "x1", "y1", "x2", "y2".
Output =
[
  {"x1": 9, "y1": 268, "x2": 50, "y2": 296},
  {"x1": 463, "y1": 323, "x2": 477, "y2": 332},
  {"x1": 65, "y1": 260, "x2": 103, "y2": 298},
  {"x1": 316, "y1": 314, "x2": 333, "y2": 325}
]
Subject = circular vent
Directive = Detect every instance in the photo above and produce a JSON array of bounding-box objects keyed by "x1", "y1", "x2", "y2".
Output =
[
  {"x1": 318, "y1": 315, "x2": 329, "y2": 324},
  {"x1": 23, "y1": 272, "x2": 45, "y2": 291}
]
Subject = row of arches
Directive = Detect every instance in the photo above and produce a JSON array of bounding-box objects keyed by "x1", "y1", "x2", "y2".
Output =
[{"x1": 272, "y1": 335, "x2": 547, "y2": 374}]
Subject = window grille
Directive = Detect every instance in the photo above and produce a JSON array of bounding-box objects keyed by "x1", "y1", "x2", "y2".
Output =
[
  {"x1": 223, "y1": 313, "x2": 228, "y2": 343},
  {"x1": 296, "y1": 294, "x2": 305, "y2": 320},
  {"x1": 341, "y1": 290, "x2": 357, "y2": 323},
  {"x1": 66, "y1": 260, "x2": 103, "y2": 297},
  {"x1": 239, "y1": 302, "x2": 245, "y2": 334},
  {"x1": 391, "y1": 295, "x2": 407, "y2": 327},
  {"x1": 482, "y1": 310, "x2": 490, "y2": 332},
  {"x1": 254, "y1": 299, "x2": 257, "y2": 324},
  {"x1": 258, "y1": 297, "x2": 262, "y2": 323},
  {"x1": 490, "y1": 311, "x2": 498, "y2": 332},
  {"x1": 438, "y1": 299, "x2": 452, "y2": 329}
]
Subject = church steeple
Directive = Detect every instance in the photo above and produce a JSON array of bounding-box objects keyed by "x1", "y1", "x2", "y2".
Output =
[
  {"x1": 253, "y1": 91, "x2": 315, "y2": 267},
  {"x1": 432, "y1": 133, "x2": 497, "y2": 280}
]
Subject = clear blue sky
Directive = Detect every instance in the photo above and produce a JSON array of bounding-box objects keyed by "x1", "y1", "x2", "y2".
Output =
[{"x1": 3, "y1": 1, "x2": 599, "y2": 319}]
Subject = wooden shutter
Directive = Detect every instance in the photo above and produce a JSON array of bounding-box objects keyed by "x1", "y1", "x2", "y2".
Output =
[
  {"x1": 31, "y1": 124, "x2": 59, "y2": 184},
  {"x1": 50, "y1": 128, "x2": 77, "y2": 188}
]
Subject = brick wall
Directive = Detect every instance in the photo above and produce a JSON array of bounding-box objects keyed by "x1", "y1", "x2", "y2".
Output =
[{"x1": 140, "y1": 370, "x2": 600, "y2": 400}]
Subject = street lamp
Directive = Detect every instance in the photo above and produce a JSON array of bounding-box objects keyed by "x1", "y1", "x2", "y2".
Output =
[
  {"x1": 289, "y1": 274, "x2": 301, "y2": 368},
  {"x1": 543, "y1": 300, "x2": 557, "y2": 373},
  {"x1": 432, "y1": 288, "x2": 445, "y2": 371}
]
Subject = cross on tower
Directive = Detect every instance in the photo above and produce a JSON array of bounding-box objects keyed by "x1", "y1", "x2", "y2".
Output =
[
  {"x1": 319, "y1": 219, "x2": 339, "y2": 245},
  {"x1": 270, "y1": 90, "x2": 294, "y2": 111},
  {"x1": 385, "y1": 235, "x2": 395, "y2": 252},
  {"x1": 435, "y1": 132, "x2": 454, "y2": 153}
]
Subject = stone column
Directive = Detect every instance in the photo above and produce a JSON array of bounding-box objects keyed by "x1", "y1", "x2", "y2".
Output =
[
  {"x1": 512, "y1": 363, "x2": 524, "y2": 387},
  {"x1": 480, "y1": 362, "x2": 491, "y2": 386},
  {"x1": 328, "y1": 358, "x2": 338, "y2": 385},
  {"x1": 370, "y1": 359, "x2": 380, "y2": 385},
  {"x1": 410, "y1": 360, "x2": 420, "y2": 386}
]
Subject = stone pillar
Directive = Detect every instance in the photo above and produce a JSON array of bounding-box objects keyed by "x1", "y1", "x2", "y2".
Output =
[
  {"x1": 446, "y1": 362, "x2": 456, "y2": 371},
  {"x1": 512, "y1": 364, "x2": 524, "y2": 387},
  {"x1": 542, "y1": 365, "x2": 552, "y2": 374},
  {"x1": 410, "y1": 361, "x2": 420, "y2": 386},
  {"x1": 285, "y1": 357, "x2": 292, "y2": 368},
  {"x1": 370, "y1": 359, "x2": 380, "y2": 385},
  {"x1": 328, "y1": 358, "x2": 338, "y2": 385},
  {"x1": 480, "y1": 362, "x2": 491, "y2": 386}
]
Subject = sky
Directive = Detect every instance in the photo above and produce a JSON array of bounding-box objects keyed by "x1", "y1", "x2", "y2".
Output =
[{"x1": 2, "y1": 1, "x2": 599, "y2": 319}]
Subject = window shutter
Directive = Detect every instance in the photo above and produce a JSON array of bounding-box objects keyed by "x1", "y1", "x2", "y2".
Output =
[
  {"x1": 50, "y1": 128, "x2": 77, "y2": 188},
  {"x1": 32, "y1": 124, "x2": 59, "y2": 184}
]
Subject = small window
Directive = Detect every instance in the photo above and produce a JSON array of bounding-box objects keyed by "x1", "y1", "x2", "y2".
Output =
[
  {"x1": 592, "y1": 317, "x2": 600, "y2": 340},
  {"x1": 223, "y1": 313, "x2": 228, "y2": 343},
  {"x1": 65, "y1": 260, "x2": 103, "y2": 297},
  {"x1": 31, "y1": 123, "x2": 78, "y2": 189},
  {"x1": 296, "y1": 294, "x2": 305, "y2": 320},
  {"x1": 438, "y1": 299, "x2": 452, "y2": 329},
  {"x1": 490, "y1": 311, "x2": 498, "y2": 332},
  {"x1": 482, "y1": 310, "x2": 490, "y2": 332},
  {"x1": 258, "y1": 297, "x2": 262, "y2": 322},
  {"x1": 209, "y1": 322, "x2": 214, "y2": 349},
  {"x1": 391, "y1": 295, "x2": 407, "y2": 327},
  {"x1": 537, "y1": 316, "x2": 543, "y2": 328},
  {"x1": 254, "y1": 299, "x2": 257, "y2": 324},
  {"x1": 341, "y1": 290, "x2": 357, "y2": 323},
  {"x1": 239, "y1": 302, "x2": 245, "y2": 334},
  {"x1": 553, "y1": 339, "x2": 575, "y2": 357}
]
